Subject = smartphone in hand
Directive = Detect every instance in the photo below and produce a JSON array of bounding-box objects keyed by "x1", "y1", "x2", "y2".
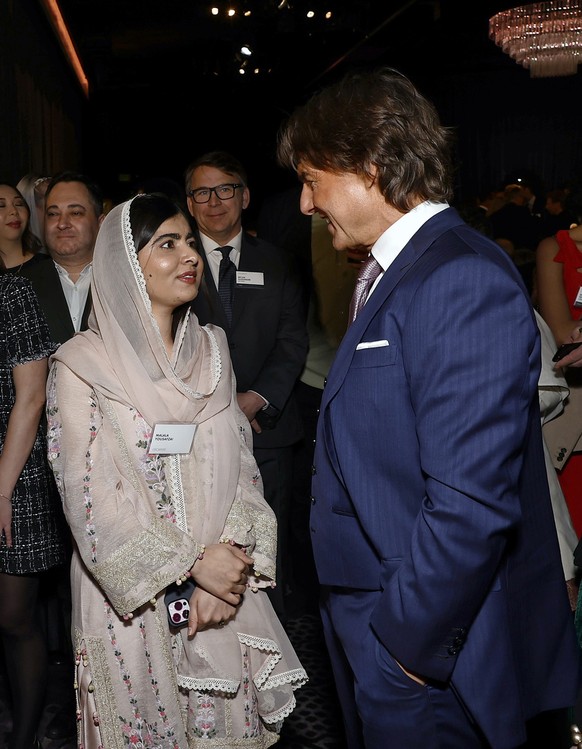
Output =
[
  {"x1": 552, "y1": 342, "x2": 582, "y2": 362},
  {"x1": 164, "y1": 578, "x2": 196, "y2": 628}
]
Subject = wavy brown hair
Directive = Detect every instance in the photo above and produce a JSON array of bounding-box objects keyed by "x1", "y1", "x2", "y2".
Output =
[{"x1": 277, "y1": 68, "x2": 454, "y2": 212}]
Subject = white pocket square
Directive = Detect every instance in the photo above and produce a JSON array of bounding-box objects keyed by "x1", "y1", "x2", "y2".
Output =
[{"x1": 356, "y1": 340, "x2": 390, "y2": 350}]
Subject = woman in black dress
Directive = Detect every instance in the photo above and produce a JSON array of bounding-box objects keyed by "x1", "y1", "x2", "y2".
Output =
[{"x1": 0, "y1": 260, "x2": 67, "y2": 748}]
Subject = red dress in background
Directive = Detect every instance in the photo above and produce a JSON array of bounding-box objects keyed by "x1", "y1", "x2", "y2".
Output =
[{"x1": 553, "y1": 230, "x2": 582, "y2": 536}]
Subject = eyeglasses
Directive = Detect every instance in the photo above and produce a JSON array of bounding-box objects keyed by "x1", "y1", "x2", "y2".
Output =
[{"x1": 188, "y1": 183, "x2": 243, "y2": 204}]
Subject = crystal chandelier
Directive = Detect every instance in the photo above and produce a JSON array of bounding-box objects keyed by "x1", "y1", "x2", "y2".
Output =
[{"x1": 489, "y1": 1, "x2": 582, "y2": 77}]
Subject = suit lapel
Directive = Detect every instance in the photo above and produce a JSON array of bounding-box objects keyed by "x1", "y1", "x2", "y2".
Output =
[
  {"x1": 322, "y1": 208, "x2": 464, "y2": 409},
  {"x1": 81, "y1": 288, "x2": 92, "y2": 331},
  {"x1": 39, "y1": 262, "x2": 76, "y2": 342},
  {"x1": 233, "y1": 234, "x2": 262, "y2": 329}
]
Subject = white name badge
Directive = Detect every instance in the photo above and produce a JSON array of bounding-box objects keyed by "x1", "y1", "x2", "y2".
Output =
[
  {"x1": 575, "y1": 286, "x2": 582, "y2": 308},
  {"x1": 149, "y1": 423, "x2": 197, "y2": 455},
  {"x1": 236, "y1": 271, "x2": 264, "y2": 287}
]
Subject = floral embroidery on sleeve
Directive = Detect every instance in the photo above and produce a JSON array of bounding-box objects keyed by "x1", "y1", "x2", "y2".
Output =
[
  {"x1": 131, "y1": 409, "x2": 176, "y2": 523},
  {"x1": 84, "y1": 392, "x2": 100, "y2": 563},
  {"x1": 46, "y1": 376, "x2": 100, "y2": 563}
]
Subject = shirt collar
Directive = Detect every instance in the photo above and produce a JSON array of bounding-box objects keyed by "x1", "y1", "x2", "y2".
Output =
[
  {"x1": 372, "y1": 201, "x2": 449, "y2": 272},
  {"x1": 198, "y1": 230, "x2": 243, "y2": 256},
  {"x1": 53, "y1": 260, "x2": 93, "y2": 280}
]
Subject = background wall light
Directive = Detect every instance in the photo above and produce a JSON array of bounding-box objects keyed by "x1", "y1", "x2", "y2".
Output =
[{"x1": 39, "y1": 0, "x2": 89, "y2": 96}]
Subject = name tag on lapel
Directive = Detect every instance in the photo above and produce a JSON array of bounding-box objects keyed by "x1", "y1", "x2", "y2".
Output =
[
  {"x1": 355, "y1": 340, "x2": 390, "y2": 350},
  {"x1": 236, "y1": 271, "x2": 264, "y2": 287}
]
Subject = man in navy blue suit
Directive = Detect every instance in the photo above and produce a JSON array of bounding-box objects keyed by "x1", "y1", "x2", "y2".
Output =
[{"x1": 278, "y1": 68, "x2": 581, "y2": 749}]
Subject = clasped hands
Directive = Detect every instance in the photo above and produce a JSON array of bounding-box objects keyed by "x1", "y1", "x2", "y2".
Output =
[{"x1": 187, "y1": 542, "x2": 253, "y2": 636}]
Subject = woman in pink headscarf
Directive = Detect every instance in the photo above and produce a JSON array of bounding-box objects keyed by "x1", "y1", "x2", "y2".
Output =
[{"x1": 47, "y1": 194, "x2": 306, "y2": 749}]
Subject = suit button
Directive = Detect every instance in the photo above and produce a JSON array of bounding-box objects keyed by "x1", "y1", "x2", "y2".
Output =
[
  {"x1": 311, "y1": 465, "x2": 317, "y2": 475},
  {"x1": 447, "y1": 645, "x2": 458, "y2": 656},
  {"x1": 558, "y1": 454, "x2": 564, "y2": 462},
  {"x1": 310, "y1": 496, "x2": 316, "y2": 505}
]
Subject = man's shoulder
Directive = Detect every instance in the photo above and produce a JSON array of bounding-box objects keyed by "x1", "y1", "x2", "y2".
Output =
[
  {"x1": 19, "y1": 253, "x2": 55, "y2": 281},
  {"x1": 19, "y1": 255, "x2": 63, "y2": 298}
]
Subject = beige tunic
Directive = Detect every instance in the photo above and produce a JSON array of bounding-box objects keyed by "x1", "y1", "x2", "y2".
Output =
[{"x1": 47, "y1": 351, "x2": 307, "y2": 749}]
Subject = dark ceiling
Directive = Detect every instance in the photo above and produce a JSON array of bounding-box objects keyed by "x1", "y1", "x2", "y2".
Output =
[
  {"x1": 45, "y1": 0, "x2": 574, "y2": 204},
  {"x1": 57, "y1": 0, "x2": 519, "y2": 96}
]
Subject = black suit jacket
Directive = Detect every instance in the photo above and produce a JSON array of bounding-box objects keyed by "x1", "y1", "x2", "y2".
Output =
[
  {"x1": 191, "y1": 231, "x2": 308, "y2": 449},
  {"x1": 20, "y1": 254, "x2": 91, "y2": 344}
]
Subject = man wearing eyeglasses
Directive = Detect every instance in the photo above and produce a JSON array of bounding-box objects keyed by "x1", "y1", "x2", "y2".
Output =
[{"x1": 185, "y1": 150, "x2": 308, "y2": 622}]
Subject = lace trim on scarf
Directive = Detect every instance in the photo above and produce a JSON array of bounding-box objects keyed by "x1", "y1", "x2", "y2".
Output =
[
  {"x1": 167, "y1": 454, "x2": 187, "y2": 533},
  {"x1": 123, "y1": 198, "x2": 223, "y2": 405},
  {"x1": 122, "y1": 198, "x2": 152, "y2": 314},
  {"x1": 236, "y1": 633, "x2": 281, "y2": 690},
  {"x1": 203, "y1": 326, "x2": 223, "y2": 394},
  {"x1": 172, "y1": 306, "x2": 190, "y2": 367},
  {"x1": 263, "y1": 666, "x2": 308, "y2": 691},
  {"x1": 176, "y1": 674, "x2": 239, "y2": 694},
  {"x1": 261, "y1": 693, "x2": 297, "y2": 725}
]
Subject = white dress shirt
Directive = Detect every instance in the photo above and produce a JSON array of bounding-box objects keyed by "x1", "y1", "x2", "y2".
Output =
[
  {"x1": 366, "y1": 201, "x2": 449, "y2": 303},
  {"x1": 197, "y1": 230, "x2": 242, "y2": 287},
  {"x1": 54, "y1": 261, "x2": 92, "y2": 333}
]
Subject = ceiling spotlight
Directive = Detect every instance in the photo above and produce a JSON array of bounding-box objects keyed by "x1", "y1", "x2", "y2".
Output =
[
  {"x1": 227, "y1": 8, "x2": 236, "y2": 16},
  {"x1": 306, "y1": 10, "x2": 315, "y2": 18},
  {"x1": 244, "y1": 10, "x2": 251, "y2": 16},
  {"x1": 240, "y1": 44, "x2": 252, "y2": 56},
  {"x1": 278, "y1": 0, "x2": 289, "y2": 8},
  {"x1": 254, "y1": 67, "x2": 260, "y2": 74},
  {"x1": 211, "y1": 6, "x2": 219, "y2": 15},
  {"x1": 239, "y1": 67, "x2": 246, "y2": 74},
  {"x1": 325, "y1": 11, "x2": 332, "y2": 19}
]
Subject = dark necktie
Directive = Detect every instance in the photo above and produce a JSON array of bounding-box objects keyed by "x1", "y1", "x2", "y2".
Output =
[
  {"x1": 217, "y1": 245, "x2": 236, "y2": 326},
  {"x1": 348, "y1": 254, "x2": 383, "y2": 323}
]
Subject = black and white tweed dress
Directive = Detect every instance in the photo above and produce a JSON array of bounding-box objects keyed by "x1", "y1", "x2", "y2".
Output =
[{"x1": 0, "y1": 274, "x2": 67, "y2": 574}]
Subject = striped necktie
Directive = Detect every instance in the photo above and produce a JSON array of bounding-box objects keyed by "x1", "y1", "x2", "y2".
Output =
[
  {"x1": 348, "y1": 254, "x2": 383, "y2": 323},
  {"x1": 217, "y1": 245, "x2": 236, "y2": 325}
]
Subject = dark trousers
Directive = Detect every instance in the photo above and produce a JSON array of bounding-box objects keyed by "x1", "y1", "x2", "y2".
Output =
[
  {"x1": 320, "y1": 586, "x2": 489, "y2": 749},
  {"x1": 288, "y1": 381, "x2": 322, "y2": 612},
  {"x1": 254, "y1": 445, "x2": 294, "y2": 622}
]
